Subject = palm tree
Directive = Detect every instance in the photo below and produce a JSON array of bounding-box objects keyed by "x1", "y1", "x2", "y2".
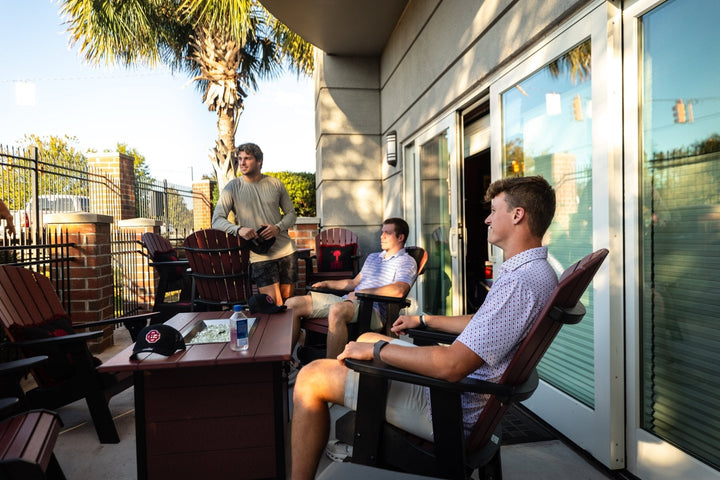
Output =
[{"x1": 59, "y1": 0, "x2": 314, "y2": 191}]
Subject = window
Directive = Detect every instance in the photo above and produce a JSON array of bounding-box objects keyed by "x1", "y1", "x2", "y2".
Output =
[
  {"x1": 640, "y1": 0, "x2": 720, "y2": 467},
  {"x1": 501, "y1": 39, "x2": 595, "y2": 406}
]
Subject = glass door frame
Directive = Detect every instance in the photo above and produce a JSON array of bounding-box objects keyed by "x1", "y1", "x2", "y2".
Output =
[
  {"x1": 489, "y1": 1, "x2": 624, "y2": 469},
  {"x1": 404, "y1": 113, "x2": 465, "y2": 316},
  {"x1": 623, "y1": 0, "x2": 720, "y2": 477}
]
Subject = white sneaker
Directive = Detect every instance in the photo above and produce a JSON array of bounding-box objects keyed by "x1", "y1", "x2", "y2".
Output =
[{"x1": 325, "y1": 439, "x2": 353, "y2": 462}]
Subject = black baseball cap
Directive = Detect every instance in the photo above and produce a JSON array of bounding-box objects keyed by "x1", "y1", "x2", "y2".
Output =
[
  {"x1": 130, "y1": 324, "x2": 186, "y2": 360},
  {"x1": 248, "y1": 293, "x2": 288, "y2": 314}
]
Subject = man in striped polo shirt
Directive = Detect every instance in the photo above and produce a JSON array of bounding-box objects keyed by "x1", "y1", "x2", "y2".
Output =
[{"x1": 285, "y1": 217, "x2": 417, "y2": 359}]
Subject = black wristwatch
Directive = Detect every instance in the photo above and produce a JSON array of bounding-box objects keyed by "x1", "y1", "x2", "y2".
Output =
[
  {"x1": 373, "y1": 340, "x2": 389, "y2": 361},
  {"x1": 418, "y1": 314, "x2": 428, "y2": 329}
]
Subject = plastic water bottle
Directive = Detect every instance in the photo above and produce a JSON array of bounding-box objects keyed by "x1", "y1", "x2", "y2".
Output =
[{"x1": 229, "y1": 305, "x2": 249, "y2": 352}]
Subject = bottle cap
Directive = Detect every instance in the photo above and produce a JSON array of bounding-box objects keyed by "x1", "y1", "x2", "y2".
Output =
[{"x1": 233, "y1": 304, "x2": 243, "y2": 312}]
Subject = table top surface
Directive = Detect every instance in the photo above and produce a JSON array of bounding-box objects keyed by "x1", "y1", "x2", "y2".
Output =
[{"x1": 98, "y1": 309, "x2": 293, "y2": 373}]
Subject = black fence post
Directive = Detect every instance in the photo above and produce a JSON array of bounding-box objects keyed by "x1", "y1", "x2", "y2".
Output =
[{"x1": 30, "y1": 146, "x2": 39, "y2": 240}]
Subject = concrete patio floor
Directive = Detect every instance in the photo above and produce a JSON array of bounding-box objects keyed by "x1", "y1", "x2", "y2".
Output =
[{"x1": 49, "y1": 328, "x2": 617, "y2": 479}]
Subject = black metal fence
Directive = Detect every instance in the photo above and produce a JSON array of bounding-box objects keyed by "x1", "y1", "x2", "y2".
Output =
[
  {"x1": 1, "y1": 143, "x2": 197, "y2": 321},
  {"x1": 112, "y1": 230, "x2": 150, "y2": 318},
  {"x1": 0, "y1": 228, "x2": 73, "y2": 313},
  {"x1": 135, "y1": 178, "x2": 203, "y2": 238},
  {"x1": 0, "y1": 145, "x2": 121, "y2": 238}
]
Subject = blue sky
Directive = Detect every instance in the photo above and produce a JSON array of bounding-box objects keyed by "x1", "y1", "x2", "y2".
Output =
[{"x1": 0, "y1": 1, "x2": 316, "y2": 187}]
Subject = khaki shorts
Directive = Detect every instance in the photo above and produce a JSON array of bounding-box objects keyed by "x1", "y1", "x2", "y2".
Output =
[
  {"x1": 343, "y1": 338, "x2": 434, "y2": 441},
  {"x1": 309, "y1": 291, "x2": 383, "y2": 331}
]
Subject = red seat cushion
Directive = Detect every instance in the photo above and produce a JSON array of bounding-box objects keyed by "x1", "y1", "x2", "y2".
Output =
[{"x1": 318, "y1": 245, "x2": 356, "y2": 272}]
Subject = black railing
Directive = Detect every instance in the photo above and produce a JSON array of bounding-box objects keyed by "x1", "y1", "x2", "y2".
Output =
[
  {"x1": 111, "y1": 231, "x2": 150, "y2": 318},
  {"x1": 135, "y1": 178, "x2": 205, "y2": 236},
  {"x1": 0, "y1": 227, "x2": 74, "y2": 314}
]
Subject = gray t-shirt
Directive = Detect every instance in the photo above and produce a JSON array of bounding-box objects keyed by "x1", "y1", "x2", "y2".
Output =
[{"x1": 212, "y1": 175, "x2": 297, "y2": 262}]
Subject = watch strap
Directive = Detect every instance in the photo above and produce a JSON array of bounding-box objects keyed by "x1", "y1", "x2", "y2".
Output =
[{"x1": 373, "y1": 340, "x2": 389, "y2": 362}]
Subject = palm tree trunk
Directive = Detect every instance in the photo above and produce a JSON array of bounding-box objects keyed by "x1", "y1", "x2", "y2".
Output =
[{"x1": 213, "y1": 106, "x2": 237, "y2": 192}]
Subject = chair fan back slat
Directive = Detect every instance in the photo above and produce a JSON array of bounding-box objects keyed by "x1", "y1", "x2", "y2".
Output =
[{"x1": 0, "y1": 266, "x2": 67, "y2": 336}]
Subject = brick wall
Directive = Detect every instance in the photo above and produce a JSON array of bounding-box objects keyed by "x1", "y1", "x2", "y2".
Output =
[
  {"x1": 46, "y1": 213, "x2": 116, "y2": 352},
  {"x1": 192, "y1": 180, "x2": 213, "y2": 230},
  {"x1": 87, "y1": 152, "x2": 137, "y2": 221},
  {"x1": 290, "y1": 217, "x2": 319, "y2": 293}
]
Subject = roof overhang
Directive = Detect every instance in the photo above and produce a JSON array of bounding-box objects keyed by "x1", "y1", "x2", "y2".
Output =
[{"x1": 260, "y1": 0, "x2": 409, "y2": 56}]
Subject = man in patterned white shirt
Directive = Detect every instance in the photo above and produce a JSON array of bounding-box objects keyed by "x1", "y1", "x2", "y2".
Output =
[
  {"x1": 290, "y1": 176, "x2": 558, "y2": 479},
  {"x1": 285, "y1": 217, "x2": 417, "y2": 359}
]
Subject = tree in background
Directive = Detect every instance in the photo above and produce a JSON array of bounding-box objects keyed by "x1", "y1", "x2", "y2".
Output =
[
  {"x1": 7, "y1": 135, "x2": 89, "y2": 207},
  {"x1": 204, "y1": 170, "x2": 315, "y2": 217},
  {"x1": 113, "y1": 142, "x2": 155, "y2": 185},
  {"x1": 265, "y1": 171, "x2": 315, "y2": 217},
  {"x1": 59, "y1": 0, "x2": 314, "y2": 193}
]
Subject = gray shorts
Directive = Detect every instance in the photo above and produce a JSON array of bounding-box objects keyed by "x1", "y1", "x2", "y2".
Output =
[
  {"x1": 251, "y1": 252, "x2": 297, "y2": 287},
  {"x1": 309, "y1": 291, "x2": 382, "y2": 330},
  {"x1": 344, "y1": 338, "x2": 434, "y2": 441}
]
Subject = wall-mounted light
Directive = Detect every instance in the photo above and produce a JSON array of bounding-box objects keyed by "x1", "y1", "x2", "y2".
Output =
[{"x1": 386, "y1": 131, "x2": 397, "y2": 167}]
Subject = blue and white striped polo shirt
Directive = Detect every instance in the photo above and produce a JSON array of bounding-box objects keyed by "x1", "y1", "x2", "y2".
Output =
[{"x1": 353, "y1": 248, "x2": 417, "y2": 319}]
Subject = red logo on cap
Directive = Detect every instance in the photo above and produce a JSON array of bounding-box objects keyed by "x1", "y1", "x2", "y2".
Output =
[
  {"x1": 265, "y1": 295, "x2": 274, "y2": 304},
  {"x1": 145, "y1": 329, "x2": 161, "y2": 344}
]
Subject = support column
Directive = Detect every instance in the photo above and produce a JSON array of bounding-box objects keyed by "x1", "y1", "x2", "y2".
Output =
[
  {"x1": 315, "y1": 52, "x2": 383, "y2": 254},
  {"x1": 46, "y1": 212, "x2": 115, "y2": 351},
  {"x1": 192, "y1": 180, "x2": 214, "y2": 231},
  {"x1": 87, "y1": 152, "x2": 137, "y2": 221}
]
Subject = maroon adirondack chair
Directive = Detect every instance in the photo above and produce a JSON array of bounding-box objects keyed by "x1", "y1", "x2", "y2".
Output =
[
  {"x1": 339, "y1": 248, "x2": 609, "y2": 479},
  {"x1": 306, "y1": 228, "x2": 361, "y2": 284},
  {"x1": 0, "y1": 265, "x2": 148, "y2": 444},
  {"x1": 183, "y1": 229, "x2": 253, "y2": 310},
  {"x1": 0, "y1": 356, "x2": 66, "y2": 480},
  {"x1": 299, "y1": 246, "x2": 428, "y2": 363},
  {"x1": 141, "y1": 232, "x2": 192, "y2": 322}
]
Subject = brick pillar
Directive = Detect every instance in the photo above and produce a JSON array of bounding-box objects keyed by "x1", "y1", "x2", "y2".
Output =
[
  {"x1": 45, "y1": 212, "x2": 116, "y2": 351},
  {"x1": 192, "y1": 180, "x2": 213, "y2": 230},
  {"x1": 289, "y1": 217, "x2": 319, "y2": 294},
  {"x1": 118, "y1": 218, "x2": 163, "y2": 312},
  {"x1": 87, "y1": 152, "x2": 137, "y2": 220}
]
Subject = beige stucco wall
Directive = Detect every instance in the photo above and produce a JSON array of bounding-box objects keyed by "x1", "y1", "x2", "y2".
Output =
[
  {"x1": 314, "y1": 53, "x2": 384, "y2": 253},
  {"x1": 314, "y1": 0, "x2": 592, "y2": 255},
  {"x1": 381, "y1": 0, "x2": 588, "y2": 140}
]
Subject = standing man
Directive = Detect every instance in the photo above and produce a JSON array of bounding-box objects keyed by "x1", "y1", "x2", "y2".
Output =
[
  {"x1": 212, "y1": 143, "x2": 297, "y2": 305},
  {"x1": 285, "y1": 217, "x2": 417, "y2": 359},
  {"x1": 290, "y1": 176, "x2": 558, "y2": 479}
]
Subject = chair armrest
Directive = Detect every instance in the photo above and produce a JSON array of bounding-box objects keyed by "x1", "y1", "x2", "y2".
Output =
[
  {"x1": 354, "y1": 291, "x2": 409, "y2": 305},
  {"x1": 343, "y1": 358, "x2": 538, "y2": 403},
  {"x1": 0, "y1": 357, "x2": 50, "y2": 411},
  {"x1": 407, "y1": 328, "x2": 458, "y2": 346},
  {"x1": 74, "y1": 311, "x2": 159, "y2": 330},
  {"x1": 0, "y1": 356, "x2": 49, "y2": 376},
  {"x1": 148, "y1": 260, "x2": 190, "y2": 268},
  {"x1": 352, "y1": 292, "x2": 410, "y2": 338},
  {"x1": 13, "y1": 331, "x2": 103, "y2": 349},
  {"x1": 306, "y1": 285, "x2": 351, "y2": 297},
  {"x1": 0, "y1": 397, "x2": 19, "y2": 418}
]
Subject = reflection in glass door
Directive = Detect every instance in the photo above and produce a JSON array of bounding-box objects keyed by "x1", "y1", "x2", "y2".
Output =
[
  {"x1": 419, "y1": 130, "x2": 453, "y2": 315},
  {"x1": 500, "y1": 38, "x2": 594, "y2": 406},
  {"x1": 639, "y1": 0, "x2": 720, "y2": 470}
]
